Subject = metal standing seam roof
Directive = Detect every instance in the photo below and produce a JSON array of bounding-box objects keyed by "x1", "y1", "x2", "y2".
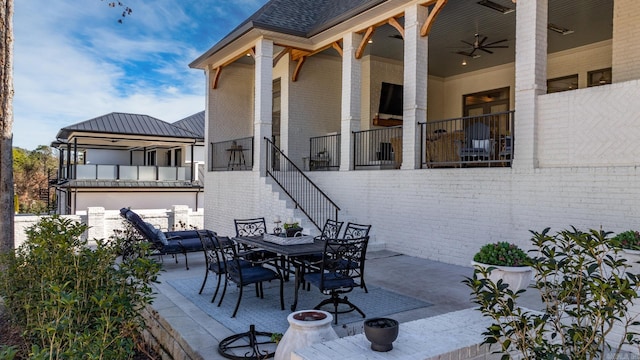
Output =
[
  {"x1": 190, "y1": 0, "x2": 387, "y2": 68},
  {"x1": 172, "y1": 111, "x2": 205, "y2": 138},
  {"x1": 56, "y1": 112, "x2": 202, "y2": 141}
]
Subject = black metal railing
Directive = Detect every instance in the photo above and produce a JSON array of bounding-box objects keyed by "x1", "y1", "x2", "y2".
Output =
[
  {"x1": 309, "y1": 133, "x2": 341, "y2": 171},
  {"x1": 353, "y1": 126, "x2": 402, "y2": 170},
  {"x1": 210, "y1": 137, "x2": 254, "y2": 171},
  {"x1": 265, "y1": 137, "x2": 340, "y2": 232},
  {"x1": 419, "y1": 111, "x2": 515, "y2": 168}
]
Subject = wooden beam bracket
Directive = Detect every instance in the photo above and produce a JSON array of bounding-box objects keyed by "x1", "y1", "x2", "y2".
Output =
[{"x1": 421, "y1": 0, "x2": 448, "y2": 37}]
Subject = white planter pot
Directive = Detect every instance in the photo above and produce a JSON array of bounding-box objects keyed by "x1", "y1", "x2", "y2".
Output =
[
  {"x1": 471, "y1": 261, "x2": 533, "y2": 292},
  {"x1": 274, "y1": 310, "x2": 338, "y2": 360}
]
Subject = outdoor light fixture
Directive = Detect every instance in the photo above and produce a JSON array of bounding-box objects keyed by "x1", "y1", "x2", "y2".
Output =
[
  {"x1": 548, "y1": 23, "x2": 574, "y2": 35},
  {"x1": 477, "y1": 0, "x2": 514, "y2": 14},
  {"x1": 368, "y1": 39, "x2": 373, "y2": 44},
  {"x1": 461, "y1": 59, "x2": 467, "y2": 66}
]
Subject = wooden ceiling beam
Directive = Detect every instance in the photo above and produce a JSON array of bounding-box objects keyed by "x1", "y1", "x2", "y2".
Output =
[
  {"x1": 211, "y1": 66, "x2": 221, "y2": 89},
  {"x1": 355, "y1": 26, "x2": 375, "y2": 59},
  {"x1": 388, "y1": 17, "x2": 405, "y2": 40},
  {"x1": 331, "y1": 41, "x2": 343, "y2": 57},
  {"x1": 421, "y1": 0, "x2": 448, "y2": 37},
  {"x1": 273, "y1": 47, "x2": 292, "y2": 66},
  {"x1": 292, "y1": 56, "x2": 306, "y2": 82}
]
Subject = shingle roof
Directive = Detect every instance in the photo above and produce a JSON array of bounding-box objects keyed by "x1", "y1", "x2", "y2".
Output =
[
  {"x1": 191, "y1": 0, "x2": 386, "y2": 68},
  {"x1": 172, "y1": 111, "x2": 205, "y2": 138},
  {"x1": 56, "y1": 112, "x2": 201, "y2": 140}
]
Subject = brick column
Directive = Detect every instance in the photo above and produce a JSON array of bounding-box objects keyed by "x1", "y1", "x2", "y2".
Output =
[
  {"x1": 86, "y1": 207, "x2": 105, "y2": 241},
  {"x1": 612, "y1": 0, "x2": 640, "y2": 83},
  {"x1": 513, "y1": 0, "x2": 547, "y2": 170},
  {"x1": 172, "y1": 205, "x2": 190, "y2": 230},
  {"x1": 340, "y1": 32, "x2": 362, "y2": 171},
  {"x1": 403, "y1": 4, "x2": 428, "y2": 170},
  {"x1": 254, "y1": 39, "x2": 274, "y2": 174}
]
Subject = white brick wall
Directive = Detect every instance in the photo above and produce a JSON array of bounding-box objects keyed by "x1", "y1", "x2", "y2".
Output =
[
  {"x1": 14, "y1": 207, "x2": 203, "y2": 248},
  {"x1": 538, "y1": 79, "x2": 640, "y2": 167},
  {"x1": 204, "y1": 162, "x2": 640, "y2": 267}
]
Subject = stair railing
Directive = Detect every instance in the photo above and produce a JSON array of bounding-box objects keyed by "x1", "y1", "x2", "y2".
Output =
[{"x1": 264, "y1": 137, "x2": 340, "y2": 232}]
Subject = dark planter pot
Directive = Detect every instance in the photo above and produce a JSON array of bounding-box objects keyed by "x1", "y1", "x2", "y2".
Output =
[
  {"x1": 363, "y1": 317, "x2": 399, "y2": 352},
  {"x1": 285, "y1": 227, "x2": 303, "y2": 237}
]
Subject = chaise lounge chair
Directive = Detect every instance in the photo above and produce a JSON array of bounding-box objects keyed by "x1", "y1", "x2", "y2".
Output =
[{"x1": 119, "y1": 207, "x2": 210, "y2": 270}]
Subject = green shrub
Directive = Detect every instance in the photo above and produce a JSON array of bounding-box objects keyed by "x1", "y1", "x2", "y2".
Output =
[
  {"x1": 613, "y1": 230, "x2": 640, "y2": 250},
  {"x1": 473, "y1": 241, "x2": 529, "y2": 267},
  {"x1": 0, "y1": 215, "x2": 161, "y2": 359},
  {"x1": 464, "y1": 227, "x2": 640, "y2": 359}
]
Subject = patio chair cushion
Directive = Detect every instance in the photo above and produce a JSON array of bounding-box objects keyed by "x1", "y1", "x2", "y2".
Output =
[
  {"x1": 230, "y1": 265, "x2": 280, "y2": 284},
  {"x1": 305, "y1": 271, "x2": 355, "y2": 290},
  {"x1": 145, "y1": 222, "x2": 168, "y2": 245},
  {"x1": 179, "y1": 237, "x2": 206, "y2": 252}
]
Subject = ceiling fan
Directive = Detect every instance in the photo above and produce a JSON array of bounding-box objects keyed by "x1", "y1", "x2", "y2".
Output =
[{"x1": 456, "y1": 33, "x2": 509, "y2": 58}]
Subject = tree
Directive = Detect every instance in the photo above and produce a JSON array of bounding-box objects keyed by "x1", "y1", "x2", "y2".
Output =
[
  {"x1": 13, "y1": 146, "x2": 57, "y2": 213},
  {"x1": 0, "y1": 1, "x2": 130, "y2": 254},
  {"x1": 1, "y1": 0, "x2": 15, "y2": 255}
]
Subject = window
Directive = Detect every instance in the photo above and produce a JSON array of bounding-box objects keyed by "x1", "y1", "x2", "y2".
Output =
[
  {"x1": 587, "y1": 68, "x2": 611, "y2": 87},
  {"x1": 146, "y1": 151, "x2": 156, "y2": 166},
  {"x1": 174, "y1": 149, "x2": 182, "y2": 167},
  {"x1": 547, "y1": 74, "x2": 578, "y2": 93}
]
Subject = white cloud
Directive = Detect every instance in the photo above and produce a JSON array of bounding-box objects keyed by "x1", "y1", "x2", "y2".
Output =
[{"x1": 12, "y1": 0, "x2": 267, "y2": 150}]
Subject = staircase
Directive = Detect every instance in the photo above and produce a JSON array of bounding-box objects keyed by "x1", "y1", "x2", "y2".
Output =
[{"x1": 264, "y1": 137, "x2": 340, "y2": 232}]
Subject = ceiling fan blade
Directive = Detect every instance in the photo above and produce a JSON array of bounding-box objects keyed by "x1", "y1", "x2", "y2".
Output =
[
  {"x1": 461, "y1": 40, "x2": 475, "y2": 47},
  {"x1": 479, "y1": 48, "x2": 494, "y2": 54},
  {"x1": 478, "y1": 35, "x2": 488, "y2": 46},
  {"x1": 483, "y1": 45, "x2": 509, "y2": 49},
  {"x1": 484, "y1": 39, "x2": 508, "y2": 47},
  {"x1": 456, "y1": 51, "x2": 476, "y2": 58}
]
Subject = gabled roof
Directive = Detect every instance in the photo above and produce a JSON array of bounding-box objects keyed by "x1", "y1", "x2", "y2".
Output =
[
  {"x1": 56, "y1": 112, "x2": 201, "y2": 140},
  {"x1": 190, "y1": 0, "x2": 386, "y2": 68},
  {"x1": 172, "y1": 111, "x2": 205, "y2": 138}
]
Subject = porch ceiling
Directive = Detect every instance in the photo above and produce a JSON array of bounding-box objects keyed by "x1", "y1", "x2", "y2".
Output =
[
  {"x1": 236, "y1": 0, "x2": 612, "y2": 78},
  {"x1": 364, "y1": 0, "x2": 613, "y2": 78}
]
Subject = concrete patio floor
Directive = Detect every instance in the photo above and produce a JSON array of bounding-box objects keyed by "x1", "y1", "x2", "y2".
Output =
[{"x1": 150, "y1": 249, "x2": 544, "y2": 359}]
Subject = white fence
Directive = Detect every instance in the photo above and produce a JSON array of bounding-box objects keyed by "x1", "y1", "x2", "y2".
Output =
[{"x1": 14, "y1": 205, "x2": 204, "y2": 249}]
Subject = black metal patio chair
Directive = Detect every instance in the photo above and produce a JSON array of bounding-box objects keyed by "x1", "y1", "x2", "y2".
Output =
[
  {"x1": 218, "y1": 236, "x2": 285, "y2": 318},
  {"x1": 293, "y1": 219, "x2": 345, "y2": 290},
  {"x1": 303, "y1": 235, "x2": 369, "y2": 324},
  {"x1": 341, "y1": 222, "x2": 372, "y2": 292},
  {"x1": 197, "y1": 230, "x2": 252, "y2": 303}
]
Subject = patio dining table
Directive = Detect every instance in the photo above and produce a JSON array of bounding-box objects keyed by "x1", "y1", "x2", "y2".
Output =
[{"x1": 233, "y1": 234, "x2": 325, "y2": 311}]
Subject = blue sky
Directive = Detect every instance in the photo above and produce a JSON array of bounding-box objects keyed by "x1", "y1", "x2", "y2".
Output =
[{"x1": 13, "y1": 0, "x2": 268, "y2": 150}]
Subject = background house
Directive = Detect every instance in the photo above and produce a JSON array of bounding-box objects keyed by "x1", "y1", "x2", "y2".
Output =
[
  {"x1": 52, "y1": 112, "x2": 205, "y2": 214},
  {"x1": 191, "y1": 0, "x2": 640, "y2": 266}
]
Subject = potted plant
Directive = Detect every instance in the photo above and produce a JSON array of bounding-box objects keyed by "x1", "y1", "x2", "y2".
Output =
[
  {"x1": 363, "y1": 317, "x2": 399, "y2": 352},
  {"x1": 471, "y1": 241, "x2": 532, "y2": 292},
  {"x1": 283, "y1": 222, "x2": 303, "y2": 237},
  {"x1": 613, "y1": 230, "x2": 640, "y2": 251},
  {"x1": 464, "y1": 227, "x2": 640, "y2": 359},
  {"x1": 613, "y1": 230, "x2": 640, "y2": 274}
]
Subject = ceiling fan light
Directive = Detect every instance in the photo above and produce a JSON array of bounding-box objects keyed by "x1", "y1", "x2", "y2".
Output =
[{"x1": 477, "y1": 0, "x2": 514, "y2": 14}]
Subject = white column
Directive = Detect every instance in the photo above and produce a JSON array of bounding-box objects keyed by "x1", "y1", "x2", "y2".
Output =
[
  {"x1": 86, "y1": 207, "x2": 105, "y2": 241},
  {"x1": 402, "y1": 4, "x2": 428, "y2": 170},
  {"x1": 513, "y1": 0, "x2": 547, "y2": 170},
  {"x1": 340, "y1": 32, "x2": 362, "y2": 171},
  {"x1": 254, "y1": 39, "x2": 274, "y2": 174}
]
